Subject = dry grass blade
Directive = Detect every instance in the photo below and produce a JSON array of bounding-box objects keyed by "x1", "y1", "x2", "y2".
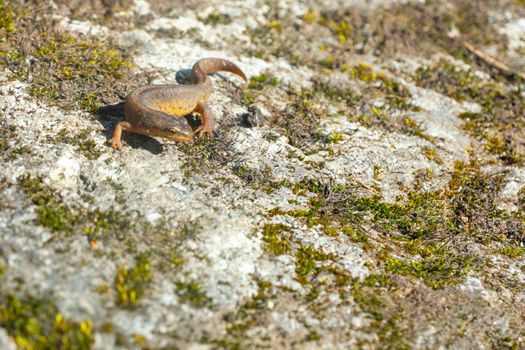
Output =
[{"x1": 463, "y1": 41, "x2": 525, "y2": 81}]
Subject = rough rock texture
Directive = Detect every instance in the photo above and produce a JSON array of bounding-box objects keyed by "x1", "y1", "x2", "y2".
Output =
[{"x1": 1, "y1": 0, "x2": 525, "y2": 349}]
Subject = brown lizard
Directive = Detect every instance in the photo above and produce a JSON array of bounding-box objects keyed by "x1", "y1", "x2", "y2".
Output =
[{"x1": 108, "y1": 57, "x2": 247, "y2": 150}]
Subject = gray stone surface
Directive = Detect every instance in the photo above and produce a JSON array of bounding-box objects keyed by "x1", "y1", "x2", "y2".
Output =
[{"x1": 1, "y1": 0, "x2": 525, "y2": 348}]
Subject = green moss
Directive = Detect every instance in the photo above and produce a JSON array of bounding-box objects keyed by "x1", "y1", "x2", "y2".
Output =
[
  {"x1": 518, "y1": 186, "x2": 525, "y2": 211},
  {"x1": 314, "y1": 62, "x2": 423, "y2": 137},
  {"x1": 83, "y1": 208, "x2": 132, "y2": 242},
  {"x1": 373, "y1": 165, "x2": 384, "y2": 181},
  {"x1": 0, "y1": 293, "x2": 93, "y2": 350},
  {"x1": 38, "y1": 205, "x2": 78, "y2": 233},
  {"x1": 213, "y1": 280, "x2": 272, "y2": 348},
  {"x1": 18, "y1": 174, "x2": 79, "y2": 232},
  {"x1": 0, "y1": 2, "x2": 134, "y2": 112},
  {"x1": 0, "y1": 0, "x2": 15, "y2": 34},
  {"x1": 175, "y1": 280, "x2": 212, "y2": 308},
  {"x1": 78, "y1": 93, "x2": 100, "y2": 113},
  {"x1": 315, "y1": 82, "x2": 359, "y2": 106},
  {"x1": 350, "y1": 192, "x2": 447, "y2": 240},
  {"x1": 302, "y1": 10, "x2": 318, "y2": 24},
  {"x1": 179, "y1": 125, "x2": 238, "y2": 175},
  {"x1": 239, "y1": 91, "x2": 256, "y2": 105},
  {"x1": 414, "y1": 59, "x2": 525, "y2": 165},
  {"x1": 0, "y1": 122, "x2": 15, "y2": 153},
  {"x1": 307, "y1": 330, "x2": 320, "y2": 341},
  {"x1": 351, "y1": 282, "x2": 385, "y2": 320},
  {"x1": 319, "y1": 15, "x2": 351, "y2": 44},
  {"x1": 325, "y1": 133, "x2": 344, "y2": 144},
  {"x1": 342, "y1": 225, "x2": 373, "y2": 249},
  {"x1": 201, "y1": 12, "x2": 232, "y2": 26},
  {"x1": 351, "y1": 63, "x2": 378, "y2": 82},
  {"x1": 115, "y1": 254, "x2": 153, "y2": 307},
  {"x1": 55, "y1": 129, "x2": 102, "y2": 160},
  {"x1": 422, "y1": 146, "x2": 443, "y2": 164},
  {"x1": 244, "y1": 280, "x2": 272, "y2": 310},
  {"x1": 18, "y1": 174, "x2": 133, "y2": 239},
  {"x1": 272, "y1": 156, "x2": 524, "y2": 291},
  {"x1": 349, "y1": 275, "x2": 411, "y2": 348},
  {"x1": 385, "y1": 249, "x2": 473, "y2": 289},
  {"x1": 0, "y1": 122, "x2": 32, "y2": 160},
  {"x1": 362, "y1": 273, "x2": 395, "y2": 289},
  {"x1": 295, "y1": 245, "x2": 333, "y2": 283},
  {"x1": 499, "y1": 246, "x2": 524, "y2": 258},
  {"x1": 247, "y1": 72, "x2": 279, "y2": 90},
  {"x1": 270, "y1": 90, "x2": 322, "y2": 149},
  {"x1": 261, "y1": 223, "x2": 291, "y2": 255},
  {"x1": 349, "y1": 63, "x2": 418, "y2": 111},
  {"x1": 373, "y1": 311, "x2": 411, "y2": 350},
  {"x1": 401, "y1": 117, "x2": 435, "y2": 144},
  {"x1": 485, "y1": 133, "x2": 506, "y2": 154},
  {"x1": 322, "y1": 226, "x2": 339, "y2": 237}
]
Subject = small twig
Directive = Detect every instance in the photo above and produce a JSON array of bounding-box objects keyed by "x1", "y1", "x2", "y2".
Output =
[
  {"x1": 463, "y1": 41, "x2": 525, "y2": 81},
  {"x1": 352, "y1": 179, "x2": 379, "y2": 193}
]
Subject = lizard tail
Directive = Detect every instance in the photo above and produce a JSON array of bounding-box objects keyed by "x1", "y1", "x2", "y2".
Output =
[{"x1": 191, "y1": 58, "x2": 247, "y2": 84}]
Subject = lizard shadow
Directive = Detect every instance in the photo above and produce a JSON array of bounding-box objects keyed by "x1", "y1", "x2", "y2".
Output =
[
  {"x1": 96, "y1": 102, "x2": 164, "y2": 155},
  {"x1": 175, "y1": 69, "x2": 191, "y2": 84}
]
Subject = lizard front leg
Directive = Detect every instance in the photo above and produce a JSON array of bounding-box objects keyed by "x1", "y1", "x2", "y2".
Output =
[
  {"x1": 193, "y1": 101, "x2": 216, "y2": 138},
  {"x1": 108, "y1": 121, "x2": 159, "y2": 150},
  {"x1": 108, "y1": 121, "x2": 131, "y2": 151}
]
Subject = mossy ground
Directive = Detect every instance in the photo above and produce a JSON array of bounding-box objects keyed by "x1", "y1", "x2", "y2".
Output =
[
  {"x1": 115, "y1": 254, "x2": 153, "y2": 307},
  {"x1": 413, "y1": 59, "x2": 525, "y2": 164},
  {"x1": 0, "y1": 265, "x2": 94, "y2": 350},
  {"x1": 0, "y1": 0, "x2": 145, "y2": 114},
  {"x1": 1, "y1": 0, "x2": 525, "y2": 348},
  {"x1": 228, "y1": 2, "x2": 525, "y2": 345},
  {"x1": 0, "y1": 293, "x2": 94, "y2": 350}
]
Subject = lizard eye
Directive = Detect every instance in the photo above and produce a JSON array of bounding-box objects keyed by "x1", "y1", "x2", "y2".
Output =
[{"x1": 169, "y1": 127, "x2": 189, "y2": 135}]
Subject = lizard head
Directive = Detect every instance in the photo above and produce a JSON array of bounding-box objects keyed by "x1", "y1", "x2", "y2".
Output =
[
  {"x1": 151, "y1": 114, "x2": 193, "y2": 142},
  {"x1": 164, "y1": 117, "x2": 193, "y2": 142}
]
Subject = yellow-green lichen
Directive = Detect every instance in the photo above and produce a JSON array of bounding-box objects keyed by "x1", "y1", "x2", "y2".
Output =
[
  {"x1": 0, "y1": 0, "x2": 15, "y2": 34},
  {"x1": 115, "y1": 254, "x2": 153, "y2": 307},
  {"x1": 201, "y1": 12, "x2": 232, "y2": 26},
  {"x1": 0, "y1": 293, "x2": 94, "y2": 350},
  {"x1": 421, "y1": 146, "x2": 443, "y2": 165},
  {"x1": 319, "y1": 15, "x2": 351, "y2": 45},
  {"x1": 261, "y1": 223, "x2": 291, "y2": 255},
  {"x1": 401, "y1": 117, "x2": 435, "y2": 144},
  {"x1": 175, "y1": 280, "x2": 212, "y2": 308}
]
